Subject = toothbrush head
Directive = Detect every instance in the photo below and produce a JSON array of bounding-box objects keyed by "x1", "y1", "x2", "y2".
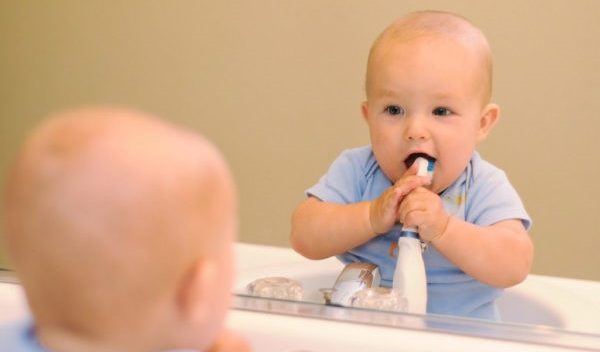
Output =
[
  {"x1": 404, "y1": 153, "x2": 435, "y2": 177},
  {"x1": 425, "y1": 158, "x2": 435, "y2": 177},
  {"x1": 414, "y1": 157, "x2": 435, "y2": 177}
]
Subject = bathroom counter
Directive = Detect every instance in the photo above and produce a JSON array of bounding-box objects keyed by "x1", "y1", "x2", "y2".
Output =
[
  {"x1": 2, "y1": 243, "x2": 600, "y2": 351},
  {"x1": 1, "y1": 282, "x2": 598, "y2": 352},
  {"x1": 227, "y1": 301, "x2": 600, "y2": 352}
]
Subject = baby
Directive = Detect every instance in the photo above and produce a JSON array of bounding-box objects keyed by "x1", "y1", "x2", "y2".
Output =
[
  {"x1": 1, "y1": 108, "x2": 248, "y2": 351},
  {"x1": 291, "y1": 11, "x2": 533, "y2": 320}
]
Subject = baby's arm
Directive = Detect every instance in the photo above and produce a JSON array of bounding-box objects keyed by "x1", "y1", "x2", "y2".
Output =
[
  {"x1": 291, "y1": 163, "x2": 428, "y2": 259},
  {"x1": 432, "y1": 218, "x2": 532, "y2": 288},
  {"x1": 399, "y1": 188, "x2": 533, "y2": 288},
  {"x1": 290, "y1": 198, "x2": 373, "y2": 259}
]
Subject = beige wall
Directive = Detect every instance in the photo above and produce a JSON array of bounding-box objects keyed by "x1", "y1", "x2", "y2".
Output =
[{"x1": 1, "y1": 1, "x2": 598, "y2": 281}]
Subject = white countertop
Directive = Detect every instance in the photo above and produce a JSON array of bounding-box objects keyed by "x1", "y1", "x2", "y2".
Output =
[{"x1": 2, "y1": 242, "x2": 600, "y2": 351}]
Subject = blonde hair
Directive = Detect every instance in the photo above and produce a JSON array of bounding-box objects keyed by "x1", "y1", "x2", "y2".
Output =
[{"x1": 365, "y1": 10, "x2": 493, "y2": 103}]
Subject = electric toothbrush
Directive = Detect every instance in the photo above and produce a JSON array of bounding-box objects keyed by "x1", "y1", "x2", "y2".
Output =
[{"x1": 391, "y1": 156, "x2": 433, "y2": 314}]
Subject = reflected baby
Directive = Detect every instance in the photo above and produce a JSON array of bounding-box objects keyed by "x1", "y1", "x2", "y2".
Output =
[{"x1": 291, "y1": 11, "x2": 533, "y2": 320}]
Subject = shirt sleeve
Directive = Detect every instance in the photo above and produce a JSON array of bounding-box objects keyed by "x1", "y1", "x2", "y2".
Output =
[
  {"x1": 305, "y1": 149, "x2": 366, "y2": 204},
  {"x1": 466, "y1": 160, "x2": 532, "y2": 230}
]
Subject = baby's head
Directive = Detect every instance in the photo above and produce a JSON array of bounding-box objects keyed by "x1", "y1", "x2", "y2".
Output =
[
  {"x1": 362, "y1": 11, "x2": 499, "y2": 191},
  {"x1": 3, "y1": 108, "x2": 236, "y2": 351}
]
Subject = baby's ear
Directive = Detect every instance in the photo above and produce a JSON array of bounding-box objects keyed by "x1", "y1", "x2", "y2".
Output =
[
  {"x1": 361, "y1": 101, "x2": 369, "y2": 122},
  {"x1": 476, "y1": 103, "x2": 500, "y2": 143},
  {"x1": 177, "y1": 258, "x2": 218, "y2": 322}
]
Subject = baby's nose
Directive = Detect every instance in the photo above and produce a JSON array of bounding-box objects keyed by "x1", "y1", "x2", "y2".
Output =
[{"x1": 404, "y1": 117, "x2": 430, "y2": 141}]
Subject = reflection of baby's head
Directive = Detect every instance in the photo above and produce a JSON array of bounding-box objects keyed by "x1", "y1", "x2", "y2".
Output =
[{"x1": 4, "y1": 107, "x2": 237, "y2": 351}]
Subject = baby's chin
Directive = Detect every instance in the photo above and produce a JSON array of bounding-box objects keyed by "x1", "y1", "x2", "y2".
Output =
[
  {"x1": 429, "y1": 181, "x2": 443, "y2": 194},
  {"x1": 429, "y1": 176, "x2": 454, "y2": 195}
]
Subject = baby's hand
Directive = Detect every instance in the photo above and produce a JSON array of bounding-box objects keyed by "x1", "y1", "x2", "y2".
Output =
[
  {"x1": 397, "y1": 187, "x2": 449, "y2": 242},
  {"x1": 369, "y1": 163, "x2": 431, "y2": 234}
]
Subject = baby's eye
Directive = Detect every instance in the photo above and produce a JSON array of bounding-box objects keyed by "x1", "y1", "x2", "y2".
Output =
[
  {"x1": 432, "y1": 107, "x2": 452, "y2": 116},
  {"x1": 385, "y1": 105, "x2": 405, "y2": 116}
]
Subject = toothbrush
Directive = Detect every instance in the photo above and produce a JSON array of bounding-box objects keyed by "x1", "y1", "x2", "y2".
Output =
[
  {"x1": 391, "y1": 156, "x2": 433, "y2": 314},
  {"x1": 401, "y1": 157, "x2": 434, "y2": 235}
]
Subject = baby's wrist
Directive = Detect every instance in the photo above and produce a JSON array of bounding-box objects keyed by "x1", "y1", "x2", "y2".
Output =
[
  {"x1": 366, "y1": 201, "x2": 391, "y2": 236},
  {"x1": 365, "y1": 201, "x2": 378, "y2": 236},
  {"x1": 428, "y1": 214, "x2": 451, "y2": 243}
]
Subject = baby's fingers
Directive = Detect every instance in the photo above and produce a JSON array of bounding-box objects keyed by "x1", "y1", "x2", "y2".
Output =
[
  {"x1": 397, "y1": 195, "x2": 427, "y2": 227},
  {"x1": 370, "y1": 187, "x2": 404, "y2": 234},
  {"x1": 394, "y1": 175, "x2": 430, "y2": 196}
]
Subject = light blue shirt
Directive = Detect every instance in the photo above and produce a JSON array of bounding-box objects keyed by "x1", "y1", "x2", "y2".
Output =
[
  {"x1": 0, "y1": 319, "x2": 45, "y2": 352},
  {"x1": 0, "y1": 318, "x2": 200, "y2": 351},
  {"x1": 306, "y1": 146, "x2": 531, "y2": 320}
]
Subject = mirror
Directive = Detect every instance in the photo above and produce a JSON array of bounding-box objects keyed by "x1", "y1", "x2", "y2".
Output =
[{"x1": 1, "y1": 1, "x2": 599, "y2": 336}]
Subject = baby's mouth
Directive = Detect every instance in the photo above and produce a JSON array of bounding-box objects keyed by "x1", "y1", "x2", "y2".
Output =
[{"x1": 404, "y1": 152, "x2": 436, "y2": 169}]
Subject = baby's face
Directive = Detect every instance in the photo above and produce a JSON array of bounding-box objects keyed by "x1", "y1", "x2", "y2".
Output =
[{"x1": 363, "y1": 35, "x2": 490, "y2": 192}]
